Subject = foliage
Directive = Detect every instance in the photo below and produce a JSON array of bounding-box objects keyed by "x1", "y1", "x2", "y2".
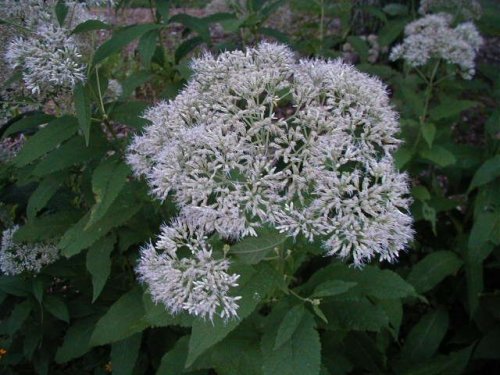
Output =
[{"x1": 0, "y1": 0, "x2": 499, "y2": 374}]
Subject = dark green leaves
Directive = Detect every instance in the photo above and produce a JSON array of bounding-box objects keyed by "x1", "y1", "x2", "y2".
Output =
[
  {"x1": 74, "y1": 83, "x2": 92, "y2": 146},
  {"x1": 13, "y1": 116, "x2": 78, "y2": 167},
  {"x1": 90, "y1": 287, "x2": 147, "y2": 346},
  {"x1": 93, "y1": 24, "x2": 163, "y2": 64},
  {"x1": 261, "y1": 307, "x2": 321, "y2": 375},
  {"x1": 86, "y1": 235, "x2": 115, "y2": 302},
  {"x1": 468, "y1": 155, "x2": 500, "y2": 192},
  {"x1": 407, "y1": 251, "x2": 463, "y2": 293}
]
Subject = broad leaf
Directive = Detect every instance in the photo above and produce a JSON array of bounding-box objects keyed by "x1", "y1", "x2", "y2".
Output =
[
  {"x1": 111, "y1": 333, "x2": 142, "y2": 375},
  {"x1": 86, "y1": 234, "x2": 115, "y2": 302}
]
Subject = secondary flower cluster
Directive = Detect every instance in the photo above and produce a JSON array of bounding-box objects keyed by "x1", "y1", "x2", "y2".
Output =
[
  {"x1": 137, "y1": 219, "x2": 241, "y2": 321},
  {"x1": 129, "y1": 42, "x2": 413, "y2": 319},
  {"x1": 390, "y1": 13, "x2": 483, "y2": 79},
  {"x1": 1, "y1": 0, "x2": 100, "y2": 100},
  {"x1": 0, "y1": 226, "x2": 59, "y2": 275}
]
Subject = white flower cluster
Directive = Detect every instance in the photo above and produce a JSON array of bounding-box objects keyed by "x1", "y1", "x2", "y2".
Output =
[
  {"x1": 129, "y1": 42, "x2": 413, "y2": 269},
  {"x1": 137, "y1": 219, "x2": 241, "y2": 321},
  {"x1": 0, "y1": 226, "x2": 60, "y2": 275},
  {"x1": 390, "y1": 14, "x2": 483, "y2": 79},
  {"x1": 419, "y1": 0, "x2": 482, "y2": 20},
  {"x1": 1, "y1": 0, "x2": 101, "y2": 99}
]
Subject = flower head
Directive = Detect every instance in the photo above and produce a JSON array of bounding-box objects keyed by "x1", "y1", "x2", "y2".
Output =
[
  {"x1": 390, "y1": 13, "x2": 483, "y2": 79},
  {"x1": 0, "y1": 226, "x2": 59, "y2": 275},
  {"x1": 136, "y1": 219, "x2": 241, "y2": 321},
  {"x1": 128, "y1": 42, "x2": 413, "y2": 267}
]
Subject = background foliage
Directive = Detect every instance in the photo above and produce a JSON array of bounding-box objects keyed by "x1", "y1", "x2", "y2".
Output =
[{"x1": 1, "y1": 0, "x2": 499, "y2": 374}]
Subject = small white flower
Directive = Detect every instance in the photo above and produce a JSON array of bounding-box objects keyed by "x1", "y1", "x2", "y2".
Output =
[
  {"x1": 390, "y1": 13, "x2": 483, "y2": 79},
  {"x1": 0, "y1": 226, "x2": 60, "y2": 275},
  {"x1": 136, "y1": 219, "x2": 241, "y2": 321},
  {"x1": 128, "y1": 42, "x2": 413, "y2": 267}
]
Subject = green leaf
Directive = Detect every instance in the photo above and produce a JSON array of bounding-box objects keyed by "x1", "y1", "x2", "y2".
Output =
[
  {"x1": 44, "y1": 295, "x2": 70, "y2": 323},
  {"x1": 421, "y1": 122, "x2": 436, "y2": 148},
  {"x1": 419, "y1": 146, "x2": 456, "y2": 167},
  {"x1": 13, "y1": 116, "x2": 78, "y2": 167},
  {"x1": 157, "y1": 336, "x2": 190, "y2": 375},
  {"x1": 55, "y1": 317, "x2": 97, "y2": 363},
  {"x1": 93, "y1": 24, "x2": 163, "y2": 64},
  {"x1": 468, "y1": 155, "x2": 500, "y2": 192},
  {"x1": 74, "y1": 83, "x2": 91, "y2": 146},
  {"x1": 86, "y1": 235, "x2": 115, "y2": 302},
  {"x1": 120, "y1": 71, "x2": 154, "y2": 99},
  {"x1": 407, "y1": 251, "x2": 463, "y2": 293},
  {"x1": 175, "y1": 36, "x2": 204, "y2": 63},
  {"x1": 429, "y1": 99, "x2": 477, "y2": 121},
  {"x1": 312, "y1": 281, "x2": 357, "y2": 298},
  {"x1": 138, "y1": 30, "x2": 158, "y2": 68},
  {"x1": 230, "y1": 227, "x2": 287, "y2": 264},
  {"x1": 261, "y1": 309, "x2": 321, "y2": 375},
  {"x1": 55, "y1": 0, "x2": 68, "y2": 26},
  {"x1": 88, "y1": 157, "x2": 130, "y2": 227},
  {"x1": 72, "y1": 19, "x2": 111, "y2": 34},
  {"x1": 90, "y1": 287, "x2": 147, "y2": 346},
  {"x1": 383, "y1": 3, "x2": 408, "y2": 15},
  {"x1": 5, "y1": 300, "x2": 32, "y2": 335},
  {"x1": 59, "y1": 188, "x2": 141, "y2": 257},
  {"x1": 111, "y1": 333, "x2": 142, "y2": 375},
  {"x1": 402, "y1": 345, "x2": 473, "y2": 375},
  {"x1": 169, "y1": 14, "x2": 209, "y2": 41},
  {"x1": 27, "y1": 175, "x2": 62, "y2": 220},
  {"x1": 156, "y1": 0, "x2": 170, "y2": 22},
  {"x1": 400, "y1": 309, "x2": 449, "y2": 364},
  {"x1": 33, "y1": 134, "x2": 107, "y2": 176},
  {"x1": 107, "y1": 101, "x2": 149, "y2": 128},
  {"x1": 186, "y1": 263, "x2": 282, "y2": 366},
  {"x1": 378, "y1": 19, "x2": 407, "y2": 46},
  {"x1": 142, "y1": 293, "x2": 194, "y2": 328},
  {"x1": 346, "y1": 36, "x2": 369, "y2": 62},
  {"x1": 343, "y1": 332, "x2": 385, "y2": 373},
  {"x1": 2, "y1": 113, "x2": 54, "y2": 138},
  {"x1": 322, "y1": 298, "x2": 389, "y2": 332},
  {"x1": 274, "y1": 304, "x2": 305, "y2": 350},
  {"x1": 411, "y1": 185, "x2": 431, "y2": 202},
  {"x1": 14, "y1": 210, "x2": 81, "y2": 242}
]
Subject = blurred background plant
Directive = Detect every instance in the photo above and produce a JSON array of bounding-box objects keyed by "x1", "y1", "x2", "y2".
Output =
[{"x1": 0, "y1": 0, "x2": 499, "y2": 374}]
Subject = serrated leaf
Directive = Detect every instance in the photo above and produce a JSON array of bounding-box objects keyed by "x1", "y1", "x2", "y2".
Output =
[
  {"x1": 230, "y1": 227, "x2": 287, "y2": 264},
  {"x1": 93, "y1": 24, "x2": 163, "y2": 64},
  {"x1": 111, "y1": 333, "x2": 142, "y2": 375},
  {"x1": 72, "y1": 19, "x2": 111, "y2": 34},
  {"x1": 419, "y1": 146, "x2": 456, "y2": 167},
  {"x1": 27, "y1": 176, "x2": 62, "y2": 220},
  {"x1": 2, "y1": 113, "x2": 54, "y2": 138},
  {"x1": 175, "y1": 36, "x2": 204, "y2": 63},
  {"x1": 186, "y1": 262, "x2": 282, "y2": 366},
  {"x1": 44, "y1": 295, "x2": 69, "y2": 323},
  {"x1": 87, "y1": 157, "x2": 130, "y2": 227},
  {"x1": 55, "y1": 0, "x2": 68, "y2": 26},
  {"x1": 421, "y1": 122, "x2": 436, "y2": 148},
  {"x1": 400, "y1": 309, "x2": 449, "y2": 364},
  {"x1": 261, "y1": 309, "x2": 320, "y2": 375},
  {"x1": 90, "y1": 287, "x2": 147, "y2": 346},
  {"x1": 86, "y1": 235, "x2": 115, "y2": 302},
  {"x1": 14, "y1": 210, "x2": 81, "y2": 242},
  {"x1": 402, "y1": 345, "x2": 473, "y2": 375},
  {"x1": 312, "y1": 281, "x2": 358, "y2": 298},
  {"x1": 107, "y1": 101, "x2": 149, "y2": 128},
  {"x1": 274, "y1": 304, "x2": 305, "y2": 350},
  {"x1": 13, "y1": 116, "x2": 78, "y2": 167},
  {"x1": 74, "y1": 83, "x2": 91, "y2": 146},
  {"x1": 468, "y1": 155, "x2": 500, "y2": 192},
  {"x1": 322, "y1": 298, "x2": 389, "y2": 332},
  {"x1": 429, "y1": 99, "x2": 477, "y2": 121},
  {"x1": 157, "y1": 336, "x2": 190, "y2": 375},
  {"x1": 33, "y1": 133, "x2": 107, "y2": 176},
  {"x1": 55, "y1": 317, "x2": 96, "y2": 363},
  {"x1": 138, "y1": 30, "x2": 158, "y2": 69},
  {"x1": 407, "y1": 251, "x2": 463, "y2": 293},
  {"x1": 59, "y1": 188, "x2": 141, "y2": 257}
]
